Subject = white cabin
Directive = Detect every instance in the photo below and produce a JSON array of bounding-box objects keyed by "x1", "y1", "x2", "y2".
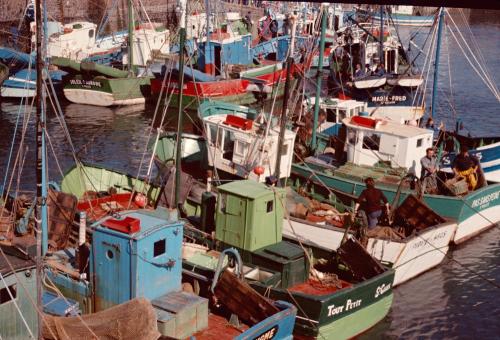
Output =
[
  {"x1": 127, "y1": 25, "x2": 170, "y2": 66},
  {"x1": 343, "y1": 116, "x2": 433, "y2": 176},
  {"x1": 303, "y1": 97, "x2": 367, "y2": 136},
  {"x1": 204, "y1": 114, "x2": 296, "y2": 182}
]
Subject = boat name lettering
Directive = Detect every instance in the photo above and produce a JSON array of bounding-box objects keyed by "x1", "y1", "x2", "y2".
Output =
[
  {"x1": 69, "y1": 79, "x2": 102, "y2": 88},
  {"x1": 253, "y1": 325, "x2": 278, "y2": 340},
  {"x1": 371, "y1": 95, "x2": 407, "y2": 104},
  {"x1": 375, "y1": 283, "x2": 391, "y2": 298},
  {"x1": 471, "y1": 191, "x2": 500, "y2": 209},
  {"x1": 412, "y1": 231, "x2": 448, "y2": 249},
  {"x1": 327, "y1": 298, "x2": 362, "y2": 317}
]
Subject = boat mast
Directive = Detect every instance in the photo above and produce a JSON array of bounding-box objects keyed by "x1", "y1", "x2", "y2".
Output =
[
  {"x1": 127, "y1": 0, "x2": 134, "y2": 71},
  {"x1": 379, "y1": 5, "x2": 384, "y2": 66},
  {"x1": 175, "y1": 0, "x2": 187, "y2": 210},
  {"x1": 35, "y1": 0, "x2": 49, "y2": 336},
  {"x1": 430, "y1": 7, "x2": 444, "y2": 119},
  {"x1": 274, "y1": 14, "x2": 296, "y2": 183},
  {"x1": 204, "y1": 0, "x2": 211, "y2": 74},
  {"x1": 311, "y1": 4, "x2": 327, "y2": 150}
]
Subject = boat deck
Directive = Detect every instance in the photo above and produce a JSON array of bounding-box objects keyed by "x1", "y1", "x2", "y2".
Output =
[
  {"x1": 77, "y1": 193, "x2": 144, "y2": 221},
  {"x1": 194, "y1": 314, "x2": 249, "y2": 339},
  {"x1": 289, "y1": 278, "x2": 352, "y2": 296}
]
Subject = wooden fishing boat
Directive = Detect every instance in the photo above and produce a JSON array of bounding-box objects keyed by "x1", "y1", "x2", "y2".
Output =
[
  {"x1": 291, "y1": 116, "x2": 500, "y2": 245},
  {"x1": 282, "y1": 191, "x2": 457, "y2": 286},
  {"x1": 181, "y1": 180, "x2": 395, "y2": 339},
  {"x1": 150, "y1": 61, "x2": 296, "y2": 110}
]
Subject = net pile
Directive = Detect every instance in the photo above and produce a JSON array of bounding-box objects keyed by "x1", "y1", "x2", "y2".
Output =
[{"x1": 42, "y1": 297, "x2": 160, "y2": 340}]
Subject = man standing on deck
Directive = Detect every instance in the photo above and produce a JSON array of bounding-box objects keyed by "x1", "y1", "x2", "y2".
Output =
[
  {"x1": 354, "y1": 178, "x2": 390, "y2": 229},
  {"x1": 420, "y1": 148, "x2": 438, "y2": 194},
  {"x1": 452, "y1": 146, "x2": 479, "y2": 190}
]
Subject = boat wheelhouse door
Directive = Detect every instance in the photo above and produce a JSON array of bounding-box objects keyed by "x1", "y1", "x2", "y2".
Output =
[{"x1": 385, "y1": 48, "x2": 398, "y2": 73}]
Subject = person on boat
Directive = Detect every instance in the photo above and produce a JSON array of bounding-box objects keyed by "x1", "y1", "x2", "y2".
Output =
[
  {"x1": 270, "y1": 17, "x2": 279, "y2": 38},
  {"x1": 365, "y1": 64, "x2": 372, "y2": 76},
  {"x1": 374, "y1": 63, "x2": 386, "y2": 77},
  {"x1": 420, "y1": 147, "x2": 438, "y2": 193},
  {"x1": 354, "y1": 177, "x2": 390, "y2": 229},
  {"x1": 354, "y1": 63, "x2": 365, "y2": 79},
  {"x1": 244, "y1": 11, "x2": 253, "y2": 32},
  {"x1": 452, "y1": 145, "x2": 479, "y2": 190}
]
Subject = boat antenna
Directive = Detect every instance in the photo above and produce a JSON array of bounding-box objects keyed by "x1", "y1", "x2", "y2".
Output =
[
  {"x1": 35, "y1": 0, "x2": 49, "y2": 336},
  {"x1": 175, "y1": 0, "x2": 187, "y2": 212},
  {"x1": 311, "y1": 3, "x2": 327, "y2": 151},
  {"x1": 430, "y1": 7, "x2": 445, "y2": 118}
]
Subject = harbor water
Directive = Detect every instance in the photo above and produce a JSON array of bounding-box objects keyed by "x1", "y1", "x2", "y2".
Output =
[{"x1": 0, "y1": 14, "x2": 499, "y2": 339}]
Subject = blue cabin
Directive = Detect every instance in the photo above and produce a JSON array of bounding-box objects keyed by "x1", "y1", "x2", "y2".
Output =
[
  {"x1": 197, "y1": 35, "x2": 252, "y2": 76},
  {"x1": 0, "y1": 253, "x2": 38, "y2": 339}
]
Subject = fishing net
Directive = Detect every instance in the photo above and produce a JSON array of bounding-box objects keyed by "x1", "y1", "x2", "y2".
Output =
[{"x1": 42, "y1": 297, "x2": 160, "y2": 340}]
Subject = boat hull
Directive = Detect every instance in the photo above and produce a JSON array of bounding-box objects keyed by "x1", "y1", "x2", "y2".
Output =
[
  {"x1": 291, "y1": 162, "x2": 500, "y2": 244},
  {"x1": 283, "y1": 218, "x2": 456, "y2": 286},
  {"x1": 63, "y1": 76, "x2": 151, "y2": 107},
  {"x1": 1, "y1": 85, "x2": 36, "y2": 98},
  {"x1": 251, "y1": 270, "x2": 394, "y2": 339},
  {"x1": 371, "y1": 14, "x2": 434, "y2": 27}
]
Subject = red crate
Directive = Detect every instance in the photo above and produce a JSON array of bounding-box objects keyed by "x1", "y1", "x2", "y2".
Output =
[
  {"x1": 224, "y1": 115, "x2": 253, "y2": 130},
  {"x1": 102, "y1": 216, "x2": 141, "y2": 234}
]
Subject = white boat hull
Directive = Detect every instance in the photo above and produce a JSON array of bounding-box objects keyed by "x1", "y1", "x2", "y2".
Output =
[
  {"x1": 354, "y1": 77, "x2": 386, "y2": 89},
  {"x1": 1, "y1": 86, "x2": 36, "y2": 98},
  {"x1": 387, "y1": 76, "x2": 424, "y2": 87},
  {"x1": 63, "y1": 88, "x2": 145, "y2": 107},
  {"x1": 283, "y1": 218, "x2": 457, "y2": 287},
  {"x1": 454, "y1": 204, "x2": 500, "y2": 244}
]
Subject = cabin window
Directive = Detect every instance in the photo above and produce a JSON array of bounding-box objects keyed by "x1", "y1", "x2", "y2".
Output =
[
  {"x1": 347, "y1": 128, "x2": 357, "y2": 145},
  {"x1": 234, "y1": 140, "x2": 247, "y2": 157},
  {"x1": 338, "y1": 109, "x2": 347, "y2": 121},
  {"x1": 208, "y1": 123, "x2": 217, "y2": 145},
  {"x1": 362, "y1": 133, "x2": 380, "y2": 151},
  {"x1": 154, "y1": 239, "x2": 166, "y2": 257},
  {"x1": 216, "y1": 126, "x2": 224, "y2": 149},
  {"x1": 219, "y1": 193, "x2": 227, "y2": 213},
  {"x1": 280, "y1": 143, "x2": 288, "y2": 156},
  {"x1": 416, "y1": 138, "x2": 423, "y2": 148},
  {"x1": 326, "y1": 109, "x2": 336, "y2": 122},
  {"x1": 88, "y1": 29, "x2": 94, "y2": 38},
  {"x1": 266, "y1": 200, "x2": 274, "y2": 213},
  {"x1": 222, "y1": 130, "x2": 235, "y2": 161},
  {"x1": 0, "y1": 284, "x2": 16, "y2": 304}
]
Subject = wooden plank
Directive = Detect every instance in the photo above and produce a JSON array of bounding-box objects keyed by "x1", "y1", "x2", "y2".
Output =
[
  {"x1": 337, "y1": 238, "x2": 385, "y2": 281},
  {"x1": 214, "y1": 270, "x2": 279, "y2": 326}
]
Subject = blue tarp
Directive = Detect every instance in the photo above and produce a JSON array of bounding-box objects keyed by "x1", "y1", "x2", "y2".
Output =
[
  {"x1": 0, "y1": 47, "x2": 33, "y2": 71},
  {"x1": 155, "y1": 62, "x2": 217, "y2": 83}
]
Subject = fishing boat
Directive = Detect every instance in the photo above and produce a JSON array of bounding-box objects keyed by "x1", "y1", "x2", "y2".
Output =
[
  {"x1": 282, "y1": 189, "x2": 457, "y2": 287},
  {"x1": 181, "y1": 180, "x2": 395, "y2": 339},
  {"x1": 329, "y1": 12, "x2": 426, "y2": 121},
  {"x1": 371, "y1": 6, "x2": 435, "y2": 27},
  {"x1": 53, "y1": 1, "x2": 168, "y2": 106},
  {"x1": 291, "y1": 115, "x2": 500, "y2": 245},
  {"x1": 0, "y1": 62, "x2": 8, "y2": 86},
  {"x1": 1, "y1": 68, "x2": 66, "y2": 98}
]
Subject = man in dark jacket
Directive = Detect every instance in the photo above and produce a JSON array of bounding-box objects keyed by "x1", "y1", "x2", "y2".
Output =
[{"x1": 354, "y1": 177, "x2": 390, "y2": 228}]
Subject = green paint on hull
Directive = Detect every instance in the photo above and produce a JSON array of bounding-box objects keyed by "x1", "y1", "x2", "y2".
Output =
[
  {"x1": 61, "y1": 163, "x2": 161, "y2": 203},
  {"x1": 291, "y1": 162, "x2": 500, "y2": 238},
  {"x1": 64, "y1": 75, "x2": 151, "y2": 101},
  {"x1": 314, "y1": 294, "x2": 393, "y2": 340}
]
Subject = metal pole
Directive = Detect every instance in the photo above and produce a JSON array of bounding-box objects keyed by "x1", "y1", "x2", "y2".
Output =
[
  {"x1": 311, "y1": 5, "x2": 327, "y2": 151},
  {"x1": 274, "y1": 57, "x2": 294, "y2": 183},
  {"x1": 35, "y1": 0, "x2": 48, "y2": 337},
  {"x1": 204, "y1": 0, "x2": 211, "y2": 75},
  {"x1": 379, "y1": 5, "x2": 384, "y2": 65},
  {"x1": 128, "y1": 0, "x2": 134, "y2": 70},
  {"x1": 431, "y1": 8, "x2": 444, "y2": 119},
  {"x1": 175, "y1": 0, "x2": 187, "y2": 210}
]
